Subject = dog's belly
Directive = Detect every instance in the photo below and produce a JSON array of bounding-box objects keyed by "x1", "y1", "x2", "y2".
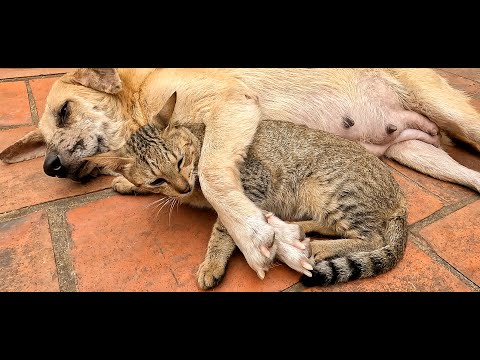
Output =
[{"x1": 238, "y1": 68, "x2": 441, "y2": 157}]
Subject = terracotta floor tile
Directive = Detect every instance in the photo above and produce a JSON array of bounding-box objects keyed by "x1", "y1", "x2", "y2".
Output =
[
  {"x1": 387, "y1": 159, "x2": 476, "y2": 205},
  {"x1": 391, "y1": 172, "x2": 443, "y2": 224},
  {"x1": 419, "y1": 200, "x2": 480, "y2": 286},
  {"x1": 67, "y1": 195, "x2": 300, "y2": 292},
  {"x1": 305, "y1": 239, "x2": 472, "y2": 292},
  {"x1": 0, "y1": 211, "x2": 59, "y2": 291},
  {"x1": 29, "y1": 77, "x2": 61, "y2": 118},
  {"x1": 0, "y1": 82, "x2": 31, "y2": 126},
  {"x1": 0, "y1": 157, "x2": 112, "y2": 213},
  {"x1": 444, "y1": 144, "x2": 480, "y2": 173},
  {"x1": 0, "y1": 68, "x2": 74, "y2": 80},
  {"x1": 0, "y1": 126, "x2": 38, "y2": 154}
]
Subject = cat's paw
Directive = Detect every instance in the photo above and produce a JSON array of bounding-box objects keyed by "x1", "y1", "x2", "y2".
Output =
[
  {"x1": 197, "y1": 260, "x2": 227, "y2": 290},
  {"x1": 265, "y1": 213, "x2": 314, "y2": 277},
  {"x1": 112, "y1": 176, "x2": 150, "y2": 195}
]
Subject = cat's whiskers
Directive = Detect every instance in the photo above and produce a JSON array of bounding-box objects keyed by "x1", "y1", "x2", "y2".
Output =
[
  {"x1": 168, "y1": 197, "x2": 180, "y2": 226},
  {"x1": 155, "y1": 197, "x2": 174, "y2": 218},
  {"x1": 145, "y1": 196, "x2": 167, "y2": 209},
  {"x1": 151, "y1": 198, "x2": 170, "y2": 212}
]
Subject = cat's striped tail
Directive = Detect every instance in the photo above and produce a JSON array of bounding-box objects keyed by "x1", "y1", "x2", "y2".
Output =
[{"x1": 301, "y1": 211, "x2": 408, "y2": 287}]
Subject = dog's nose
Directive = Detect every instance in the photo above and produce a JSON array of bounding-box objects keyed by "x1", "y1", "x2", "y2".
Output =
[{"x1": 43, "y1": 152, "x2": 67, "y2": 178}]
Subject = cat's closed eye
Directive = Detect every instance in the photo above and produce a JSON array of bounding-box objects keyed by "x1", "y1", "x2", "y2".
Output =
[
  {"x1": 177, "y1": 156, "x2": 184, "y2": 170},
  {"x1": 150, "y1": 178, "x2": 166, "y2": 186}
]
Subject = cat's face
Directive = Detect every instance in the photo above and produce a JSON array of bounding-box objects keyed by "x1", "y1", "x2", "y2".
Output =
[
  {"x1": 88, "y1": 123, "x2": 201, "y2": 198},
  {"x1": 125, "y1": 125, "x2": 201, "y2": 197},
  {"x1": 87, "y1": 91, "x2": 204, "y2": 197}
]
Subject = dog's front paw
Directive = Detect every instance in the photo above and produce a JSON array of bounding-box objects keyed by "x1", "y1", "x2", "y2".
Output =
[
  {"x1": 197, "y1": 259, "x2": 227, "y2": 290},
  {"x1": 265, "y1": 213, "x2": 314, "y2": 277},
  {"x1": 232, "y1": 215, "x2": 277, "y2": 280}
]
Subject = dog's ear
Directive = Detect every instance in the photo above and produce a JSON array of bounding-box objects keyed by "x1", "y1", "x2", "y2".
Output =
[
  {"x1": 72, "y1": 68, "x2": 122, "y2": 94},
  {"x1": 0, "y1": 128, "x2": 46, "y2": 164},
  {"x1": 152, "y1": 92, "x2": 177, "y2": 130},
  {"x1": 85, "y1": 151, "x2": 133, "y2": 173}
]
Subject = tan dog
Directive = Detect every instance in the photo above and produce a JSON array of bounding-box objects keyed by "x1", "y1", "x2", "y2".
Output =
[{"x1": 2, "y1": 68, "x2": 480, "y2": 279}]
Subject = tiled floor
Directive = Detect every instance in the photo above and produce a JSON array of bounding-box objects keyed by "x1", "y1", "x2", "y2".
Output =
[{"x1": 0, "y1": 68, "x2": 479, "y2": 292}]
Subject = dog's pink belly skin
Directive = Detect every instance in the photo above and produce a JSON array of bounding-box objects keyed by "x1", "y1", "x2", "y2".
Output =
[
  {"x1": 286, "y1": 106, "x2": 441, "y2": 157},
  {"x1": 251, "y1": 71, "x2": 440, "y2": 157}
]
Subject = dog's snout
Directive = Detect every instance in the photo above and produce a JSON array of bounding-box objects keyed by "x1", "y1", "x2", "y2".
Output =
[{"x1": 43, "y1": 152, "x2": 67, "y2": 178}]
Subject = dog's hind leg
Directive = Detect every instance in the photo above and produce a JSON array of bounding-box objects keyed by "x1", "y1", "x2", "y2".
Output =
[
  {"x1": 385, "y1": 139, "x2": 480, "y2": 193},
  {"x1": 392, "y1": 68, "x2": 480, "y2": 152}
]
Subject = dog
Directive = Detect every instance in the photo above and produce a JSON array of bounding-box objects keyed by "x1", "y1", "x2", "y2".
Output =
[{"x1": 1, "y1": 68, "x2": 480, "y2": 279}]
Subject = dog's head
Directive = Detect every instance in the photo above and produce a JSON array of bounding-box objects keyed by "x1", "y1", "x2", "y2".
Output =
[{"x1": 0, "y1": 68, "x2": 128, "y2": 182}]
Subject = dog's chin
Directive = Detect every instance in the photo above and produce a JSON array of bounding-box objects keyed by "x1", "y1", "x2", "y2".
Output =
[{"x1": 69, "y1": 161, "x2": 100, "y2": 183}]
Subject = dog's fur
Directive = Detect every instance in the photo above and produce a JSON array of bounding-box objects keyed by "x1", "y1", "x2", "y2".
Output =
[{"x1": 2, "y1": 68, "x2": 480, "y2": 278}]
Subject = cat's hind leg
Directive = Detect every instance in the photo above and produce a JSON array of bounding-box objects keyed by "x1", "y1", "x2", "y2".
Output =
[
  {"x1": 294, "y1": 220, "x2": 339, "y2": 237},
  {"x1": 197, "y1": 219, "x2": 238, "y2": 290},
  {"x1": 303, "y1": 235, "x2": 386, "y2": 286}
]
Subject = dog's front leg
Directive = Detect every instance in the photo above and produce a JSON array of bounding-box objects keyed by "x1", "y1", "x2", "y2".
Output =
[{"x1": 198, "y1": 92, "x2": 305, "y2": 279}]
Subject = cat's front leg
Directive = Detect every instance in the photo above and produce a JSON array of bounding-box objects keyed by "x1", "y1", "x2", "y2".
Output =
[
  {"x1": 197, "y1": 219, "x2": 237, "y2": 290},
  {"x1": 112, "y1": 175, "x2": 152, "y2": 195}
]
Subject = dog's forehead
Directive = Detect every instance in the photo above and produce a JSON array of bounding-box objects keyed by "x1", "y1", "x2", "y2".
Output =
[{"x1": 46, "y1": 78, "x2": 78, "y2": 107}]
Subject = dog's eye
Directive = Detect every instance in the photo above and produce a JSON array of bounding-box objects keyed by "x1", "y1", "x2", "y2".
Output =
[
  {"x1": 177, "y1": 156, "x2": 184, "y2": 170},
  {"x1": 150, "y1": 178, "x2": 166, "y2": 186},
  {"x1": 58, "y1": 102, "x2": 69, "y2": 126}
]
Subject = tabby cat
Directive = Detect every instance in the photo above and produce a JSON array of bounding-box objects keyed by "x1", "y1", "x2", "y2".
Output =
[{"x1": 88, "y1": 93, "x2": 408, "y2": 290}]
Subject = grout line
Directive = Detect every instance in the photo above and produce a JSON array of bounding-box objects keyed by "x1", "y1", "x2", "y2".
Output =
[
  {"x1": 25, "y1": 80, "x2": 39, "y2": 125},
  {"x1": 409, "y1": 194, "x2": 479, "y2": 233},
  {"x1": 408, "y1": 233, "x2": 480, "y2": 291},
  {"x1": 0, "y1": 188, "x2": 115, "y2": 223},
  {"x1": 282, "y1": 282, "x2": 306, "y2": 292},
  {"x1": 0, "y1": 73, "x2": 67, "y2": 83},
  {"x1": 46, "y1": 207, "x2": 78, "y2": 292},
  {"x1": 387, "y1": 162, "x2": 446, "y2": 204},
  {"x1": 0, "y1": 123, "x2": 36, "y2": 130}
]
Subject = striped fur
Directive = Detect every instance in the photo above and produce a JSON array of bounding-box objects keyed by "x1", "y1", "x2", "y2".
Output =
[{"x1": 91, "y1": 110, "x2": 408, "y2": 289}]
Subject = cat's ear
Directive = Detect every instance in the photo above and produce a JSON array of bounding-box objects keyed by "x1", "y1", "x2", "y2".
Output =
[
  {"x1": 152, "y1": 91, "x2": 177, "y2": 130},
  {"x1": 85, "y1": 151, "x2": 133, "y2": 173}
]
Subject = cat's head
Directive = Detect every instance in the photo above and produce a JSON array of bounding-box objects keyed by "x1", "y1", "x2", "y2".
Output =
[{"x1": 87, "y1": 92, "x2": 205, "y2": 198}]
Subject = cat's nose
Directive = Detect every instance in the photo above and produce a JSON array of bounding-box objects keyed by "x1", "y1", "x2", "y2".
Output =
[{"x1": 179, "y1": 185, "x2": 191, "y2": 194}]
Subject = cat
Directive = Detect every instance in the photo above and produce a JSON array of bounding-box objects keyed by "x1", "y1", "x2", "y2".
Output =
[{"x1": 88, "y1": 92, "x2": 409, "y2": 290}]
